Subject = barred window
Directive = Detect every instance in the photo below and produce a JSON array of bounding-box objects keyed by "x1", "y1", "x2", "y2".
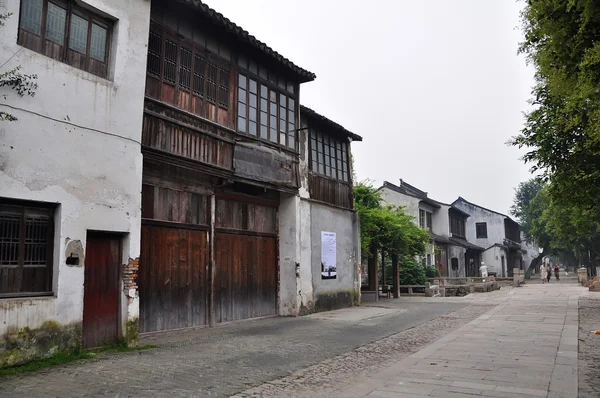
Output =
[
  {"x1": 0, "y1": 199, "x2": 55, "y2": 298},
  {"x1": 147, "y1": 26, "x2": 230, "y2": 109}
]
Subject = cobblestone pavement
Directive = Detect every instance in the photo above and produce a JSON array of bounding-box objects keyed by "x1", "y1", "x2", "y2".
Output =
[
  {"x1": 578, "y1": 295, "x2": 600, "y2": 397},
  {"x1": 293, "y1": 276, "x2": 585, "y2": 398},
  {"x1": 231, "y1": 304, "x2": 495, "y2": 398},
  {"x1": 0, "y1": 301, "x2": 471, "y2": 397}
]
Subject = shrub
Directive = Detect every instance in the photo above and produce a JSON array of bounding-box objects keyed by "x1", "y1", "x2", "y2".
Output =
[{"x1": 400, "y1": 257, "x2": 427, "y2": 285}]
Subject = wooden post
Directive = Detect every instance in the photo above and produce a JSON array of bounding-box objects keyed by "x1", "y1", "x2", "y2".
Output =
[
  {"x1": 392, "y1": 253, "x2": 399, "y2": 298},
  {"x1": 368, "y1": 243, "x2": 377, "y2": 291},
  {"x1": 381, "y1": 250, "x2": 386, "y2": 289},
  {"x1": 208, "y1": 194, "x2": 216, "y2": 327}
]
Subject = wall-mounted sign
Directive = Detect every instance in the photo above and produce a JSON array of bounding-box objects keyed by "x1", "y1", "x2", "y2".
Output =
[{"x1": 321, "y1": 231, "x2": 337, "y2": 280}]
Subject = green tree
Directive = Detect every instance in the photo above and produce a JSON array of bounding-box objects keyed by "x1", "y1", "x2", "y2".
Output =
[
  {"x1": 511, "y1": 0, "x2": 600, "y2": 221},
  {"x1": 0, "y1": 12, "x2": 38, "y2": 121},
  {"x1": 510, "y1": 179, "x2": 544, "y2": 242},
  {"x1": 354, "y1": 181, "x2": 429, "y2": 259}
]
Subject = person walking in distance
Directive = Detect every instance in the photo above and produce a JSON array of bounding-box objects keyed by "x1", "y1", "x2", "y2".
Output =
[
  {"x1": 541, "y1": 263, "x2": 548, "y2": 284},
  {"x1": 547, "y1": 263, "x2": 552, "y2": 283},
  {"x1": 554, "y1": 264, "x2": 560, "y2": 281},
  {"x1": 479, "y1": 262, "x2": 488, "y2": 280}
]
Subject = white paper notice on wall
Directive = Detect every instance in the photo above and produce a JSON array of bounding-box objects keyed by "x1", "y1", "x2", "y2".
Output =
[{"x1": 321, "y1": 231, "x2": 337, "y2": 279}]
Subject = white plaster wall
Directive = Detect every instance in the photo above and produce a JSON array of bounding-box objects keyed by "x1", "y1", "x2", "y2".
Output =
[
  {"x1": 448, "y1": 245, "x2": 466, "y2": 278},
  {"x1": 433, "y1": 204, "x2": 451, "y2": 238},
  {"x1": 481, "y1": 246, "x2": 508, "y2": 277},
  {"x1": 0, "y1": 0, "x2": 150, "y2": 335},
  {"x1": 453, "y1": 201, "x2": 506, "y2": 249},
  {"x1": 379, "y1": 188, "x2": 420, "y2": 221},
  {"x1": 310, "y1": 203, "x2": 358, "y2": 300},
  {"x1": 278, "y1": 194, "x2": 300, "y2": 316}
]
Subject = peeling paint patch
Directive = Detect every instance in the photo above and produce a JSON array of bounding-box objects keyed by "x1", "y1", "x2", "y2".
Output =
[{"x1": 64, "y1": 239, "x2": 84, "y2": 267}]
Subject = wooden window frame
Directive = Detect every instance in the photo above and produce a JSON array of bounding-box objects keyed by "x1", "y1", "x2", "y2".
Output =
[
  {"x1": 308, "y1": 128, "x2": 351, "y2": 183},
  {"x1": 237, "y1": 72, "x2": 297, "y2": 150},
  {"x1": 450, "y1": 214, "x2": 465, "y2": 238},
  {"x1": 147, "y1": 23, "x2": 230, "y2": 110},
  {"x1": 17, "y1": 0, "x2": 112, "y2": 79},
  {"x1": 476, "y1": 222, "x2": 488, "y2": 239},
  {"x1": 0, "y1": 198, "x2": 55, "y2": 298}
]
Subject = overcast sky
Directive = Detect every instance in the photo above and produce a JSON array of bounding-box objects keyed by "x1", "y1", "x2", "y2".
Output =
[{"x1": 204, "y1": 0, "x2": 535, "y2": 215}]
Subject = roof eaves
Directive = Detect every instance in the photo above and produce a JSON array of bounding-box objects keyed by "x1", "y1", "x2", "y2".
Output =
[
  {"x1": 300, "y1": 105, "x2": 363, "y2": 141},
  {"x1": 177, "y1": 0, "x2": 316, "y2": 82},
  {"x1": 454, "y1": 196, "x2": 511, "y2": 220}
]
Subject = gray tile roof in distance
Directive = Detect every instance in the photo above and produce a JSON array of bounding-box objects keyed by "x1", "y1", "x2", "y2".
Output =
[
  {"x1": 300, "y1": 105, "x2": 363, "y2": 142},
  {"x1": 177, "y1": 0, "x2": 316, "y2": 83}
]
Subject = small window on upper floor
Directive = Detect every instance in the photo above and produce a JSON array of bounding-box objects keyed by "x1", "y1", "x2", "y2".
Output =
[
  {"x1": 309, "y1": 129, "x2": 350, "y2": 182},
  {"x1": 419, "y1": 209, "x2": 432, "y2": 231},
  {"x1": 17, "y1": 0, "x2": 113, "y2": 79},
  {"x1": 476, "y1": 222, "x2": 488, "y2": 239}
]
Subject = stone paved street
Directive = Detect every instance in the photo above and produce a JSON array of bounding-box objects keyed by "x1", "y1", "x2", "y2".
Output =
[
  {"x1": 322, "y1": 276, "x2": 587, "y2": 398},
  {"x1": 0, "y1": 301, "x2": 471, "y2": 397},
  {"x1": 0, "y1": 276, "x2": 593, "y2": 397}
]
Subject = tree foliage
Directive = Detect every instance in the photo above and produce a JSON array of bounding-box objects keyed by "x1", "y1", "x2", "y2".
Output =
[
  {"x1": 511, "y1": 1, "x2": 600, "y2": 270},
  {"x1": 0, "y1": 12, "x2": 38, "y2": 121},
  {"x1": 513, "y1": 179, "x2": 600, "y2": 267},
  {"x1": 511, "y1": 0, "x2": 600, "y2": 218},
  {"x1": 354, "y1": 181, "x2": 429, "y2": 259},
  {"x1": 510, "y1": 179, "x2": 543, "y2": 242}
]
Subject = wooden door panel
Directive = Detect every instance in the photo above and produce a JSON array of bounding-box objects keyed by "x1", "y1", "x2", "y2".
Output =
[
  {"x1": 83, "y1": 233, "x2": 121, "y2": 349},
  {"x1": 215, "y1": 233, "x2": 277, "y2": 323},
  {"x1": 139, "y1": 225, "x2": 208, "y2": 332}
]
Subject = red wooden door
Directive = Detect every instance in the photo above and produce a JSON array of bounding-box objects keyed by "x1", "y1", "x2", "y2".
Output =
[{"x1": 83, "y1": 232, "x2": 121, "y2": 348}]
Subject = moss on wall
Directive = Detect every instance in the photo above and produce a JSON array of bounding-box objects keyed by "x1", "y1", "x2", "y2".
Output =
[
  {"x1": 314, "y1": 290, "x2": 357, "y2": 313},
  {"x1": 125, "y1": 317, "x2": 139, "y2": 347},
  {"x1": 1, "y1": 321, "x2": 82, "y2": 369}
]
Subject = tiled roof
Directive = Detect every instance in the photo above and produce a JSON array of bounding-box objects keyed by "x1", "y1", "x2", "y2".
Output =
[
  {"x1": 449, "y1": 237, "x2": 484, "y2": 251},
  {"x1": 177, "y1": 0, "x2": 316, "y2": 82},
  {"x1": 380, "y1": 181, "x2": 441, "y2": 208},
  {"x1": 300, "y1": 105, "x2": 363, "y2": 141},
  {"x1": 453, "y1": 197, "x2": 518, "y2": 224}
]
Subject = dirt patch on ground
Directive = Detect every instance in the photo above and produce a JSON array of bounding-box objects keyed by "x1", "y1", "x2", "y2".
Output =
[
  {"x1": 579, "y1": 296, "x2": 600, "y2": 397},
  {"x1": 232, "y1": 304, "x2": 495, "y2": 398}
]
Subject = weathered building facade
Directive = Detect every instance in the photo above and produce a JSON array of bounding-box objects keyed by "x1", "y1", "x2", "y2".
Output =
[
  {"x1": 0, "y1": 0, "x2": 151, "y2": 366},
  {"x1": 378, "y1": 181, "x2": 482, "y2": 278},
  {"x1": 0, "y1": 0, "x2": 362, "y2": 366},
  {"x1": 138, "y1": 0, "x2": 361, "y2": 332},
  {"x1": 452, "y1": 197, "x2": 522, "y2": 277}
]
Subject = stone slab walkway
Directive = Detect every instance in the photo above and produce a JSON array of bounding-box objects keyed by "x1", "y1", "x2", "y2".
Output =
[{"x1": 335, "y1": 278, "x2": 586, "y2": 398}]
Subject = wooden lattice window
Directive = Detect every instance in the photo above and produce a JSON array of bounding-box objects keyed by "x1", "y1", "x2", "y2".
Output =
[
  {"x1": 238, "y1": 73, "x2": 296, "y2": 149},
  {"x1": 0, "y1": 199, "x2": 55, "y2": 297},
  {"x1": 146, "y1": 26, "x2": 230, "y2": 109},
  {"x1": 476, "y1": 222, "x2": 488, "y2": 239},
  {"x1": 309, "y1": 129, "x2": 350, "y2": 182},
  {"x1": 147, "y1": 30, "x2": 162, "y2": 77},
  {"x1": 17, "y1": 0, "x2": 112, "y2": 78}
]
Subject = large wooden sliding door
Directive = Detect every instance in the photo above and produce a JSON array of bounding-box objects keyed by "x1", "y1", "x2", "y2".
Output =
[
  {"x1": 139, "y1": 182, "x2": 279, "y2": 333},
  {"x1": 139, "y1": 224, "x2": 209, "y2": 332},
  {"x1": 214, "y1": 195, "x2": 278, "y2": 323}
]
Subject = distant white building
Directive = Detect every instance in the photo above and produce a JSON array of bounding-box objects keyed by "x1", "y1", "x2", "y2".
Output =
[
  {"x1": 379, "y1": 181, "x2": 483, "y2": 278},
  {"x1": 452, "y1": 197, "x2": 523, "y2": 277}
]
